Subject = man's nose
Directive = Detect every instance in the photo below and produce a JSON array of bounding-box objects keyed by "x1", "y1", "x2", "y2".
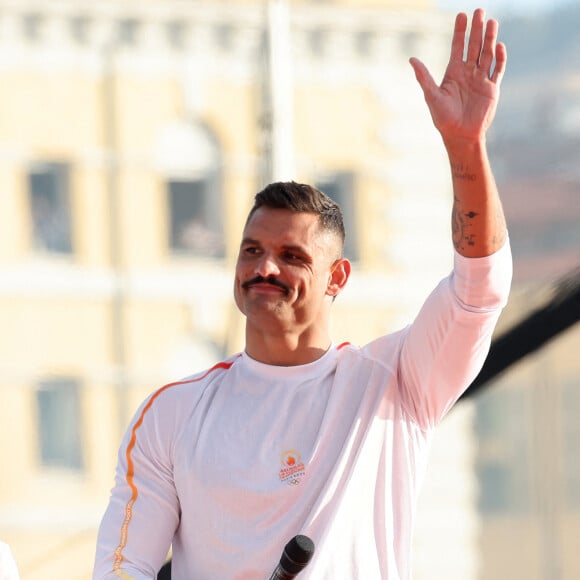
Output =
[{"x1": 255, "y1": 253, "x2": 280, "y2": 278}]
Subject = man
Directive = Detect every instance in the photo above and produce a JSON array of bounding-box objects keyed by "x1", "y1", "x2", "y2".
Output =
[{"x1": 94, "y1": 9, "x2": 511, "y2": 579}]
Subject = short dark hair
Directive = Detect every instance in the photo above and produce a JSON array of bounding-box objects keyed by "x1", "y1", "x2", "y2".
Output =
[{"x1": 247, "y1": 181, "x2": 346, "y2": 247}]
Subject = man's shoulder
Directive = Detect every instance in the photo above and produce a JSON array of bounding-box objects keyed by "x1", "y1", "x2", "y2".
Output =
[
  {"x1": 149, "y1": 353, "x2": 243, "y2": 404},
  {"x1": 336, "y1": 331, "x2": 406, "y2": 367},
  {"x1": 181, "y1": 353, "x2": 242, "y2": 384}
]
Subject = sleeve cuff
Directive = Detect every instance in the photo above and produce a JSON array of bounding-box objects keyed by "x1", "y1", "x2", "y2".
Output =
[{"x1": 452, "y1": 235, "x2": 513, "y2": 310}]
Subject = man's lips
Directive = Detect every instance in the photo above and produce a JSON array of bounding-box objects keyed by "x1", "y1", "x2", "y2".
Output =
[{"x1": 241, "y1": 276, "x2": 290, "y2": 295}]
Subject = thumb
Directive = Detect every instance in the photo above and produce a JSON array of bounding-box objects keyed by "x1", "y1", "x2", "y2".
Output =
[{"x1": 409, "y1": 57, "x2": 438, "y2": 100}]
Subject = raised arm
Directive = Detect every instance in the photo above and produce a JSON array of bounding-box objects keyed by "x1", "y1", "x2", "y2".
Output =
[{"x1": 409, "y1": 9, "x2": 508, "y2": 258}]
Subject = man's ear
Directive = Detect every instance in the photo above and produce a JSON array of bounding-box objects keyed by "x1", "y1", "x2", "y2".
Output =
[{"x1": 326, "y1": 258, "x2": 351, "y2": 298}]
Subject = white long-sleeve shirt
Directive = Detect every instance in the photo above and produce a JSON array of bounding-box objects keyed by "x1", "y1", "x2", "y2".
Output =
[
  {"x1": 0, "y1": 542, "x2": 20, "y2": 580},
  {"x1": 94, "y1": 241, "x2": 512, "y2": 580}
]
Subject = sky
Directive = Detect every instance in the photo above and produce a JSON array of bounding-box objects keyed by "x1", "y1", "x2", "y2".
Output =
[{"x1": 437, "y1": 0, "x2": 574, "y2": 18}]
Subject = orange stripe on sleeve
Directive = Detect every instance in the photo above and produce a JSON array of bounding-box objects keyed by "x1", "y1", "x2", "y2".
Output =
[{"x1": 112, "y1": 359, "x2": 238, "y2": 572}]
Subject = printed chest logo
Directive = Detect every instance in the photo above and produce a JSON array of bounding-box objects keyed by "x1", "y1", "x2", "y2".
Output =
[{"x1": 278, "y1": 449, "x2": 305, "y2": 486}]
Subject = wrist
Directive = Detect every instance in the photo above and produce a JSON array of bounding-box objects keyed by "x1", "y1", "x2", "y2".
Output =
[{"x1": 443, "y1": 135, "x2": 488, "y2": 158}]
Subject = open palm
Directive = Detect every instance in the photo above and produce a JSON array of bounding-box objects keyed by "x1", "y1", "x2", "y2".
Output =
[{"x1": 410, "y1": 10, "x2": 507, "y2": 143}]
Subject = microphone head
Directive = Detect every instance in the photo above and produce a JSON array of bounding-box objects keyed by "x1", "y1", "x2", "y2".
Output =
[{"x1": 280, "y1": 535, "x2": 315, "y2": 575}]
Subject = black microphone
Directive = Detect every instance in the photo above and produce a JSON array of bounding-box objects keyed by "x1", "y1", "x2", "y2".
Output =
[{"x1": 268, "y1": 535, "x2": 315, "y2": 579}]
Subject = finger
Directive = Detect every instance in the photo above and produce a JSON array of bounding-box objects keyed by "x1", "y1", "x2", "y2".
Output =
[
  {"x1": 478, "y1": 18, "x2": 498, "y2": 74},
  {"x1": 409, "y1": 57, "x2": 438, "y2": 100},
  {"x1": 449, "y1": 12, "x2": 468, "y2": 63},
  {"x1": 491, "y1": 42, "x2": 507, "y2": 85},
  {"x1": 466, "y1": 8, "x2": 485, "y2": 64}
]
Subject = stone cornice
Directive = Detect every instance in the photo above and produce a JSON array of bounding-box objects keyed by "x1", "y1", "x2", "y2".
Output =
[{"x1": 0, "y1": 0, "x2": 448, "y2": 64}]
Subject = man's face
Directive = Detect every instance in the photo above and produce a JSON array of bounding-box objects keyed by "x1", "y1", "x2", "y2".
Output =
[{"x1": 234, "y1": 207, "x2": 343, "y2": 332}]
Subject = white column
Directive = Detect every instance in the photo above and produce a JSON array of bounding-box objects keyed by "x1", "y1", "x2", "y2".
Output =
[{"x1": 266, "y1": 0, "x2": 294, "y2": 181}]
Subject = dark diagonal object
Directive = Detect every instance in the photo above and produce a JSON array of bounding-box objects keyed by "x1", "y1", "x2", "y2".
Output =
[{"x1": 460, "y1": 267, "x2": 580, "y2": 400}]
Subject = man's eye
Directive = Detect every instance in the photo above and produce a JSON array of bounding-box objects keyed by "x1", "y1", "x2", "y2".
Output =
[{"x1": 284, "y1": 252, "x2": 301, "y2": 261}]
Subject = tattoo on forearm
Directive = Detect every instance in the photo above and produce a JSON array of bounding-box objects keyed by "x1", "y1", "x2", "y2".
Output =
[
  {"x1": 451, "y1": 162, "x2": 477, "y2": 182},
  {"x1": 452, "y1": 197, "x2": 478, "y2": 251},
  {"x1": 450, "y1": 161, "x2": 507, "y2": 253}
]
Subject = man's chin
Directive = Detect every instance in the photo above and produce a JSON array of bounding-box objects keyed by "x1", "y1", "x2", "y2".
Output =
[{"x1": 244, "y1": 299, "x2": 289, "y2": 321}]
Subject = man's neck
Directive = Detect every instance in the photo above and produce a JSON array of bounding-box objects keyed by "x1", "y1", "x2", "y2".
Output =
[{"x1": 244, "y1": 329, "x2": 331, "y2": 366}]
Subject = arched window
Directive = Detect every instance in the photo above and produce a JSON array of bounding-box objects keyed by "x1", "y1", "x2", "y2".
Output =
[{"x1": 155, "y1": 121, "x2": 224, "y2": 258}]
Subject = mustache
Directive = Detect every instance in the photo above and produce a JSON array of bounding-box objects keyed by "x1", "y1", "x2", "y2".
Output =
[{"x1": 241, "y1": 275, "x2": 290, "y2": 294}]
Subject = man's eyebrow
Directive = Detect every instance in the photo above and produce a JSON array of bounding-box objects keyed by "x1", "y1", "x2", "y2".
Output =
[
  {"x1": 281, "y1": 244, "x2": 308, "y2": 254},
  {"x1": 240, "y1": 238, "x2": 308, "y2": 255},
  {"x1": 240, "y1": 237, "x2": 261, "y2": 246}
]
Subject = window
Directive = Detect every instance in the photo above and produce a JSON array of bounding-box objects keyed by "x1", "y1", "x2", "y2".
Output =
[
  {"x1": 401, "y1": 31, "x2": 420, "y2": 56},
  {"x1": 168, "y1": 177, "x2": 224, "y2": 258},
  {"x1": 156, "y1": 120, "x2": 223, "y2": 257},
  {"x1": 28, "y1": 162, "x2": 73, "y2": 255},
  {"x1": 355, "y1": 29, "x2": 375, "y2": 58},
  {"x1": 307, "y1": 28, "x2": 327, "y2": 58},
  {"x1": 166, "y1": 20, "x2": 187, "y2": 50},
  {"x1": 316, "y1": 172, "x2": 359, "y2": 262},
  {"x1": 118, "y1": 18, "x2": 140, "y2": 47},
  {"x1": 70, "y1": 15, "x2": 91, "y2": 45},
  {"x1": 215, "y1": 23, "x2": 235, "y2": 52},
  {"x1": 36, "y1": 378, "x2": 83, "y2": 470},
  {"x1": 22, "y1": 13, "x2": 44, "y2": 42}
]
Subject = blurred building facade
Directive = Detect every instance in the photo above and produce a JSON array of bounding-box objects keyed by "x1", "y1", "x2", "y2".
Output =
[
  {"x1": 1, "y1": 0, "x2": 578, "y2": 579},
  {"x1": 474, "y1": 8, "x2": 580, "y2": 575},
  {"x1": 469, "y1": 281, "x2": 580, "y2": 580}
]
